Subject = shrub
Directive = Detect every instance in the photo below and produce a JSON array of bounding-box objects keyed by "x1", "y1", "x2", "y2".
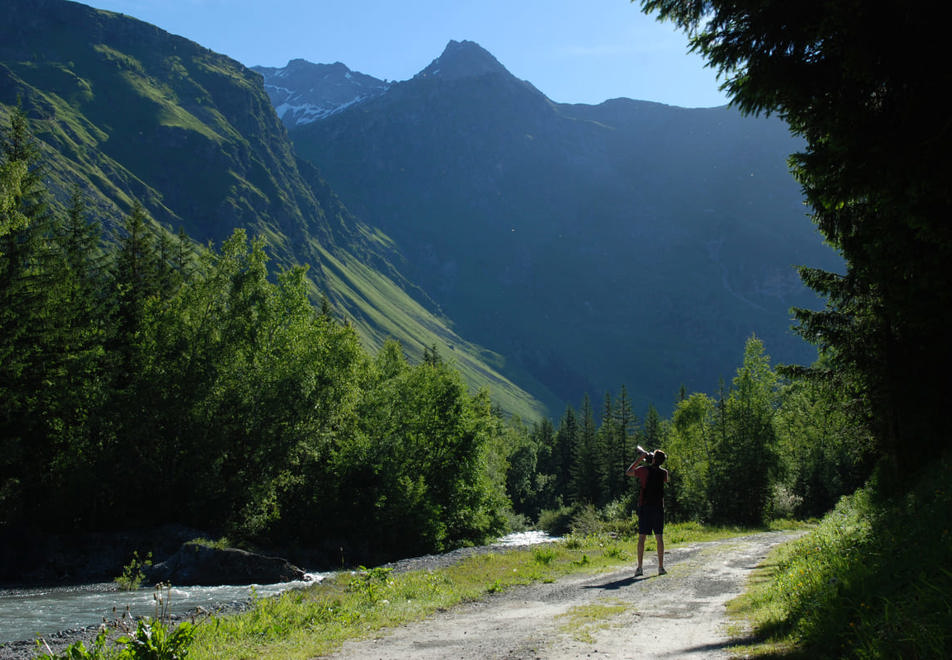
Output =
[
  {"x1": 569, "y1": 504, "x2": 602, "y2": 536},
  {"x1": 114, "y1": 551, "x2": 152, "y2": 591},
  {"x1": 536, "y1": 505, "x2": 575, "y2": 536},
  {"x1": 601, "y1": 495, "x2": 634, "y2": 522},
  {"x1": 500, "y1": 509, "x2": 529, "y2": 533}
]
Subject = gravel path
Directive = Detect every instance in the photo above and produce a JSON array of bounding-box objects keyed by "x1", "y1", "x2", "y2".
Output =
[
  {"x1": 325, "y1": 531, "x2": 802, "y2": 660},
  {"x1": 1, "y1": 531, "x2": 801, "y2": 659}
]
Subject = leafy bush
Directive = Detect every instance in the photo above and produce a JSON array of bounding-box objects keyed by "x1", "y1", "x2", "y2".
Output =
[
  {"x1": 536, "y1": 505, "x2": 575, "y2": 536},
  {"x1": 532, "y1": 547, "x2": 557, "y2": 565},
  {"x1": 569, "y1": 504, "x2": 603, "y2": 536},
  {"x1": 117, "y1": 618, "x2": 196, "y2": 659},
  {"x1": 35, "y1": 618, "x2": 195, "y2": 660},
  {"x1": 766, "y1": 483, "x2": 802, "y2": 520},
  {"x1": 114, "y1": 552, "x2": 152, "y2": 591},
  {"x1": 500, "y1": 509, "x2": 529, "y2": 533},
  {"x1": 347, "y1": 566, "x2": 395, "y2": 604},
  {"x1": 601, "y1": 496, "x2": 634, "y2": 522}
]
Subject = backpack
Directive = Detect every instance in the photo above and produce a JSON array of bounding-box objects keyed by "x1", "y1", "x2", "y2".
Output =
[{"x1": 643, "y1": 465, "x2": 664, "y2": 508}]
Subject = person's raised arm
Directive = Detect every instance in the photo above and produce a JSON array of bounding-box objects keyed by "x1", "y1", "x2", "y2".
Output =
[{"x1": 625, "y1": 449, "x2": 647, "y2": 476}]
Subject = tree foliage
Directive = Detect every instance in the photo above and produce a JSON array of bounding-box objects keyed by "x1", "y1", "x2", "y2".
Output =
[
  {"x1": 638, "y1": 0, "x2": 952, "y2": 475},
  {"x1": 708, "y1": 336, "x2": 779, "y2": 525},
  {"x1": 510, "y1": 334, "x2": 873, "y2": 527},
  {"x1": 665, "y1": 392, "x2": 715, "y2": 521},
  {"x1": 0, "y1": 98, "x2": 886, "y2": 567},
  {"x1": 0, "y1": 115, "x2": 510, "y2": 565}
]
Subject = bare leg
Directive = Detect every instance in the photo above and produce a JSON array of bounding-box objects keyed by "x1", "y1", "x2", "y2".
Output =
[
  {"x1": 636, "y1": 534, "x2": 646, "y2": 574},
  {"x1": 656, "y1": 534, "x2": 665, "y2": 573}
]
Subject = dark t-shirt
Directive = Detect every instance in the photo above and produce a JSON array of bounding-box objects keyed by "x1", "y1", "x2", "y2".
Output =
[{"x1": 634, "y1": 465, "x2": 668, "y2": 508}]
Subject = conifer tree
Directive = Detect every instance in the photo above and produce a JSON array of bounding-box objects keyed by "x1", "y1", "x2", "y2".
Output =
[
  {"x1": 611, "y1": 385, "x2": 637, "y2": 501},
  {"x1": 108, "y1": 201, "x2": 161, "y2": 381},
  {"x1": 529, "y1": 417, "x2": 558, "y2": 512},
  {"x1": 597, "y1": 392, "x2": 618, "y2": 501},
  {"x1": 639, "y1": 0, "x2": 952, "y2": 470},
  {"x1": 553, "y1": 405, "x2": 578, "y2": 504},
  {"x1": 27, "y1": 186, "x2": 112, "y2": 525},
  {"x1": 640, "y1": 404, "x2": 662, "y2": 449},
  {"x1": 0, "y1": 108, "x2": 58, "y2": 526},
  {"x1": 570, "y1": 394, "x2": 601, "y2": 504},
  {"x1": 0, "y1": 158, "x2": 28, "y2": 244}
]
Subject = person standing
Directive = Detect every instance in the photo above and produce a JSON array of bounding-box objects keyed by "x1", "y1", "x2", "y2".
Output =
[{"x1": 626, "y1": 448, "x2": 669, "y2": 576}]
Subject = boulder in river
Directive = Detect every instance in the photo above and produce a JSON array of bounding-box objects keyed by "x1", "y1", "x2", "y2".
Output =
[{"x1": 146, "y1": 541, "x2": 308, "y2": 586}]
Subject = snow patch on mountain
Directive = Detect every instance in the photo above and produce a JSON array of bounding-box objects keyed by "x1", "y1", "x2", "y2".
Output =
[
  {"x1": 252, "y1": 59, "x2": 389, "y2": 127},
  {"x1": 271, "y1": 93, "x2": 380, "y2": 125}
]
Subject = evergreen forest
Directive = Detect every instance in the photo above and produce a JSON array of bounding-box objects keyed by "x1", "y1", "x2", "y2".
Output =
[
  {"x1": 1, "y1": 107, "x2": 513, "y2": 563},
  {"x1": 4, "y1": 0, "x2": 951, "y2": 654},
  {"x1": 1, "y1": 105, "x2": 876, "y2": 570}
]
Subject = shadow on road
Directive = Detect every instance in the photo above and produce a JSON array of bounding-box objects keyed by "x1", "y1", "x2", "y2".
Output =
[
  {"x1": 666, "y1": 635, "x2": 764, "y2": 657},
  {"x1": 582, "y1": 575, "x2": 645, "y2": 590}
]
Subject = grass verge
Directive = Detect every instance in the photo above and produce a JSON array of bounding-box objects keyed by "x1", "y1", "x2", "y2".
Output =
[
  {"x1": 726, "y1": 456, "x2": 952, "y2": 659},
  {"x1": 557, "y1": 599, "x2": 630, "y2": 643},
  {"x1": 187, "y1": 522, "x2": 770, "y2": 659}
]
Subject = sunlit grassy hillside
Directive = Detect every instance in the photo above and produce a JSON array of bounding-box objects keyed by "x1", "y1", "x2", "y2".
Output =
[{"x1": 0, "y1": 0, "x2": 545, "y2": 419}]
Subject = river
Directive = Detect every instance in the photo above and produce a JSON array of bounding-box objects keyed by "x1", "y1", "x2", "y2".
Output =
[
  {"x1": 0, "y1": 574, "x2": 325, "y2": 643},
  {"x1": 0, "y1": 531, "x2": 554, "y2": 643}
]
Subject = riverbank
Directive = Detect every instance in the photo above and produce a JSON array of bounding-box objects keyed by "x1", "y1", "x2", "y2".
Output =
[
  {"x1": 0, "y1": 525, "x2": 208, "y2": 588},
  {"x1": 0, "y1": 532, "x2": 556, "y2": 658}
]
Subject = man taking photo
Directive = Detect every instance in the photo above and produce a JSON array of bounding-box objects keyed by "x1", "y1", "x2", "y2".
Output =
[{"x1": 626, "y1": 447, "x2": 669, "y2": 577}]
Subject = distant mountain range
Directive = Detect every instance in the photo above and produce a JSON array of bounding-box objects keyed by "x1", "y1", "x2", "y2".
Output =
[
  {"x1": 262, "y1": 40, "x2": 842, "y2": 413},
  {"x1": 0, "y1": 0, "x2": 546, "y2": 420},
  {"x1": 3, "y1": 0, "x2": 840, "y2": 418},
  {"x1": 251, "y1": 59, "x2": 390, "y2": 127}
]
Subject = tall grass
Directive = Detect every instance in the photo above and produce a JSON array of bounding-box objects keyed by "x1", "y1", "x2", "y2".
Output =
[{"x1": 728, "y1": 456, "x2": 952, "y2": 658}]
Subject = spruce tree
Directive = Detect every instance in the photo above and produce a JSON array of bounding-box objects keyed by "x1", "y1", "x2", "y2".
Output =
[
  {"x1": 639, "y1": 0, "x2": 952, "y2": 471},
  {"x1": 0, "y1": 108, "x2": 58, "y2": 526},
  {"x1": 640, "y1": 404, "x2": 662, "y2": 449},
  {"x1": 597, "y1": 392, "x2": 617, "y2": 501},
  {"x1": 612, "y1": 385, "x2": 637, "y2": 500},
  {"x1": 108, "y1": 201, "x2": 161, "y2": 382},
  {"x1": 570, "y1": 394, "x2": 600, "y2": 505},
  {"x1": 529, "y1": 417, "x2": 558, "y2": 512},
  {"x1": 553, "y1": 405, "x2": 578, "y2": 504}
]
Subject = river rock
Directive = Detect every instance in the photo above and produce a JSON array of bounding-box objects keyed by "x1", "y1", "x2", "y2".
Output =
[
  {"x1": 0, "y1": 524, "x2": 208, "y2": 586},
  {"x1": 146, "y1": 541, "x2": 308, "y2": 586}
]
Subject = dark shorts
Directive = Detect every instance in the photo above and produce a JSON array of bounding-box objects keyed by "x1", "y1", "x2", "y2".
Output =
[{"x1": 638, "y1": 504, "x2": 665, "y2": 536}]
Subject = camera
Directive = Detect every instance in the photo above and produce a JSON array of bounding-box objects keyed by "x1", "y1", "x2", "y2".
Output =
[{"x1": 637, "y1": 445, "x2": 655, "y2": 464}]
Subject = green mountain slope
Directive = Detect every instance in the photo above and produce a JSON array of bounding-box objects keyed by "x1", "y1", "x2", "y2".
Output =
[
  {"x1": 0, "y1": 0, "x2": 545, "y2": 420},
  {"x1": 286, "y1": 41, "x2": 843, "y2": 414}
]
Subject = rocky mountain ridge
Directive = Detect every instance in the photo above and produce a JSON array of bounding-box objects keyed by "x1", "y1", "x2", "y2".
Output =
[
  {"x1": 252, "y1": 59, "x2": 390, "y2": 127},
  {"x1": 0, "y1": 0, "x2": 545, "y2": 420},
  {"x1": 280, "y1": 40, "x2": 842, "y2": 412}
]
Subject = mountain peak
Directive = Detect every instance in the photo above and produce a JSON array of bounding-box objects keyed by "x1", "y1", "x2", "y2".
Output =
[
  {"x1": 417, "y1": 40, "x2": 509, "y2": 81},
  {"x1": 252, "y1": 59, "x2": 389, "y2": 127}
]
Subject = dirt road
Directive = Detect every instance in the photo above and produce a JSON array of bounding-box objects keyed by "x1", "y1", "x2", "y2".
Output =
[{"x1": 326, "y1": 531, "x2": 801, "y2": 659}]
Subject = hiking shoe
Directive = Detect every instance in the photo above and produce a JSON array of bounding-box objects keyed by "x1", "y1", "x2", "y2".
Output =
[
  {"x1": 658, "y1": 567, "x2": 667, "y2": 575},
  {"x1": 634, "y1": 567, "x2": 643, "y2": 577}
]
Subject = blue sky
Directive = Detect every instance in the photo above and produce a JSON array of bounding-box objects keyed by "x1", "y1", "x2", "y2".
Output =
[{"x1": 85, "y1": 0, "x2": 727, "y2": 108}]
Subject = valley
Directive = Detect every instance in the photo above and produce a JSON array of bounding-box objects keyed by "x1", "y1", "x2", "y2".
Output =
[{"x1": 261, "y1": 40, "x2": 842, "y2": 414}]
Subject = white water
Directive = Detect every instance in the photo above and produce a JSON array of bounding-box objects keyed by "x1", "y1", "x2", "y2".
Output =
[
  {"x1": 0, "y1": 532, "x2": 556, "y2": 643},
  {"x1": 492, "y1": 530, "x2": 556, "y2": 547},
  {"x1": 0, "y1": 575, "x2": 325, "y2": 643}
]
